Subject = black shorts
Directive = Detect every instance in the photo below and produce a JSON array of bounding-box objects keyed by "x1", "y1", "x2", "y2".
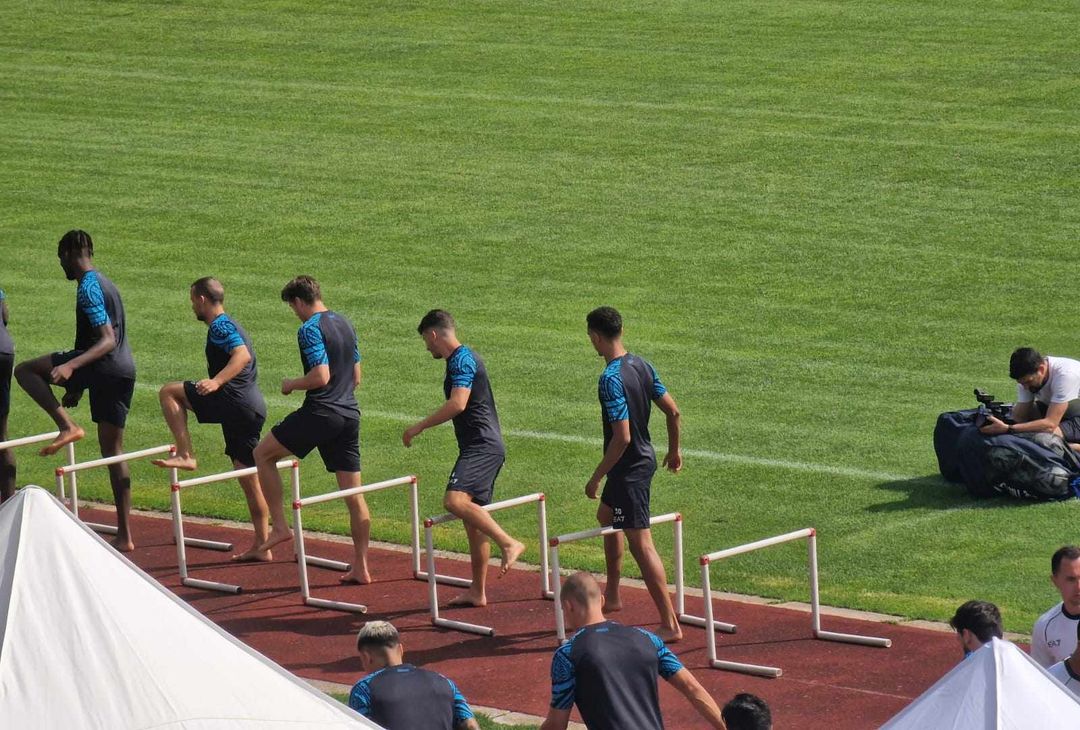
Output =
[
  {"x1": 183, "y1": 382, "x2": 265, "y2": 468},
  {"x1": 601, "y1": 475, "x2": 653, "y2": 530},
  {"x1": 447, "y1": 450, "x2": 504, "y2": 506},
  {"x1": 51, "y1": 351, "x2": 135, "y2": 428},
  {"x1": 0, "y1": 353, "x2": 12, "y2": 420},
  {"x1": 272, "y1": 406, "x2": 360, "y2": 473}
]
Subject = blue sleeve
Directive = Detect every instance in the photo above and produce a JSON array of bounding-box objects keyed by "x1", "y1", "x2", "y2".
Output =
[
  {"x1": 649, "y1": 363, "x2": 668, "y2": 400},
  {"x1": 77, "y1": 275, "x2": 108, "y2": 328},
  {"x1": 208, "y1": 318, "x2": 245, "y2": 352},
  {"x1": 445, "y1": 678, "x2": 475, "y2": 724},
  {"x1": 298, "y1": 322, "x2": 329, "y2": 369},
  {"x1": 0, "y1": 289, "x2": 5, "y2": 301},
  {"x1": 599, "y1": 371, "x2": 628, "y2": 422},
  {"x1": 448, "y1": 350, "x2": 477, "y2": 390},
  {"x1": 348, "y1": 678, "x2": 372, "y2": 716},
  {"x1": 638, "y1": 628, "x2": 684, "y2": 679},
  {"x1": 550, "y1": 644, "x2": 576, "y2": 710},
  {"x1": 354, "y1": 342, "x2": 361, "y2": 363}
]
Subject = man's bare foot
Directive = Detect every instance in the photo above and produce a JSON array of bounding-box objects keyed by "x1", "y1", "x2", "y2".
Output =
[
  {"x1": 448, "y1": 591, "x2": 487, "y2": 607},
  {"x1": 231, "y1": 547, "x2": 273, "y2": 562},
  {"x1": 152, "y1": 455, "x2": 199, "y2": 471},
  {"x1": 40, "y1": 426, "x2": 84, "y2": 456},
  {"x1": 603, "y1": 595, "x2": 623, "y2": 613},
  {"x1": 340, "y1": 568, "x2": 373, "y2": 585},
  {"x1": 498, "y1": 540, "x2": 526, "y2": 577},
  {"x1": 256, "y1": 528, "x2": 293, "y2": 553},
  {"x1": 656, "y1": 626, "x2": 683, "y2": 644},
  {"x1": 110, "y1": 536, "x2": 135, "y2": 553}
]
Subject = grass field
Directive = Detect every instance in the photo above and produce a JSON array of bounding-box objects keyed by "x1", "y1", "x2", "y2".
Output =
[{"x1": 2, "y1": 0, "x2": 1079, "y2": 634}]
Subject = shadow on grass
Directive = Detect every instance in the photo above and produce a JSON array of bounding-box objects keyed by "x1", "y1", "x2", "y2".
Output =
[{"x1": 868, "y1": 474, "x2": 1024, "y2": 513}]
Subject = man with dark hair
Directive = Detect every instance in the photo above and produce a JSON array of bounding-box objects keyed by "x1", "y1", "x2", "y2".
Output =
[
  {"x1": 151, "y1": 277, "x2": 271, "y2": 561},
  {"x1": 1032, "y1": 545, "x2": 1080, "y2": 667},
  {"x1": 584, "y1": 306, "x2": 683, "y2": 642},
  {"x1": 1048, "y1": 619, "x2": 1080, "y2": 698},
  {"x1": 252, "y1": 276, "x2": 370, "y2": 583},
  {"x1": 0, "y1": 286, "x2": 14, "y2": 501},
  {"x1": 949, "y1": 600, "x2": 1003, "y2": 658},
  {"x1": 539, "y1": 572, "x2": 726, "y2": 730},
  {"x1": 349, "y1": 620, "x2": 480, "y2": 730},
  {"x1": 403, "y1": 310, "x2": 524, "y2": 606},
  {"x1": 980, "y1": 347, "x2": 1080, "y2": 450},
  {"x1": 721, "y1": 694, "x2": 771, "y2": 730},
  {"x1": 14, "y1": 230, "x2": 138, "y2": 550}
]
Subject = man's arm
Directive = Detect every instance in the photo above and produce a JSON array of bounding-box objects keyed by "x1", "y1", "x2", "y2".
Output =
[
  {"x1": 586, "y1": 419, "x2": 630, "y2": 498},
  {"x1": 403, "y1": 387, "x2": 469, "y2": 446},
  {"x1": 1, "y1": 298, "x2": 8, "y2": 326},
  {"x1": 666, "y1": 669, "x2": 726, "y2": 729},
  {"x1": 196, "y1": 345, "x2": 251, "y2": 395},
  {"x1": 282, "y1": 364, "x2": 330, "y2": 395},
  {"x1": 354, "y1": 362, "x2": 362, "y2": 390},
  {"x1": 50, "y1": 322, "x2": 116, "y2": 384},
  {"x1": 982, "y1": 401, "x2": 1068, "y2": 436},
  {"x1": 539, "y1": 708, "x2": 572, "y2": 730},
  {"x1": 656, "y1": 392, "x2": 682, "y2": 472}
]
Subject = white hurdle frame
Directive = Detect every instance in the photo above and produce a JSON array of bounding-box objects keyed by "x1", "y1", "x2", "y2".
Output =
[
  {"x1": 688, "y1": 528, "x2": 891, "y2": 678},
  {"x1": 424, "y1": 492, "x2": 551, "y2": 636},
  {"x1": 549, "y1": 512, "x2": 706, "y2": 642},
  {"x1": 0, "y1": 432, "x2": 78, "y2": 500},
  {"x1": 55, "y1": 444, "x2": 176, "y2": 535},
  {"x1": 169, "y1": 460, "x2": 302, "y2": 594},
  {"x1": 292, "y1": 474, "x2": 418, "y2": 614}
]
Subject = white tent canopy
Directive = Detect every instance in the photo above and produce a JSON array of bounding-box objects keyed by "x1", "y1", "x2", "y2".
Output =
[
  {"x1": 0, "y1": 487, "x2": 380, "y2": 729},
  {"x1": 882, "y1": 637, "x2": 1080, "y2": 730}
]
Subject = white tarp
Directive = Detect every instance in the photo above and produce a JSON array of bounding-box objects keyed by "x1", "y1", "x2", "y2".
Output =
[
  {"x1": 882, "y1": 637, "x2": 1080, "y2": 729},
  {"x1": 0, "y1": 487, "x2": 380, "y2": 729}
]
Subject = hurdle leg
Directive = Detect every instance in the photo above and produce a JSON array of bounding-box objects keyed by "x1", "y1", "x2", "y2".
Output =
[
  {"x1": 808, "y1": 533, "x2": 891, "y2": 648},
  {"x1": 290, "y1": 465, "x2": 350, "y2": 572},
  {"x1": 552, "y1": 545, "x2": 567, "y2": 642},
  {"x1": 426, "y1": 520, "x2": 494, "y2": 636},
  {"x1": 171, "y1": 482, "x2": 241, "y2": 594},
  {"x1": 410, "y1": 476, "x2": 422, "y2": 578},
  {"x1": 539, "y1": 495, "x2": 553, "y2": 599}
]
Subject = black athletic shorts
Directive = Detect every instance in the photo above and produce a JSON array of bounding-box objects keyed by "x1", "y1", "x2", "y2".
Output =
[
  {"x1": 51, "y1": 351, "x2": 135, "y2": 428},
  {"x1": 272, "y1": 406, "x2": 360, "y2": 473},
  {"x1": 446, "y1": 450, "x2": 504, "y2": 506},
  {"x1": 601, "y1": 474, "x2": 654, "y2": 530},
  {"x1": 0, "y1": 353, "x2": 12, "y2": 420},
  {"x1": 183, "y1": 381, "x2": 265, "y2": 468}
]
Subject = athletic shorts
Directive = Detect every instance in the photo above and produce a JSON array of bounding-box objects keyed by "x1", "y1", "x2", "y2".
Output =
[
  {"x1": 51, "y1": 351, "x2": 135, "y2": 428},
  {"x1": 0, "y1": 353, "x2": 12, "y2": 420},
  {"x1": 1036, "y1": 401, "x2": 1080, "y2": 443},
  {"x1": 272, "y1": 406, "x2": 360, "y2": 473},
  {"x1": 183, "y1": 381, "x2": 265, "y2": 468},
  {"x1": 446, "y1": 450, "x2": 504, "y2": 506},
  {"x1": 601, "y1": 474, "x2": 654, "y2": 530}
]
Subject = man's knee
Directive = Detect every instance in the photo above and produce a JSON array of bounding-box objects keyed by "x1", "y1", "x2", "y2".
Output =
[
  {"x1": 443, "y1": 490, "x2": 471, "y2": 514},
  {"x1": 624, "y1": 528, "x2": 655, "y2": 556}
]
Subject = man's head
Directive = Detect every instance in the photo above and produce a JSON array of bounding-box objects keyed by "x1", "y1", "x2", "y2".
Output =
[
  {"x1": 949, "y1": 600, "x2": 1003, "y2": 656},
  {"x1": 586, "y1": 306, "x2": 622, "y2": 355},
  {"x1": 417, "y1": 309, "x2": 458, "y2": 359},
  {"x1": 721, "y1": 693, "x2": 772, "y2": 730},
  {"x1": 356, "y1": 621, "x2": 404, "y2": 673},
  {"x1": 280, "y1": 275, "x2": 322, "y2": 321},
  {"x1": 1010, "y1": 347, "x2": 1049, "y2": 393},
  {"x1": 560, "y1": 572, "x2": 606, "y2": 631},
  {"x1": 1052, "y1": 545, "x2": 1080, "y2": 613},
  {"x1": 190, "y1": 277, "x2": 225, "y2": 323},
  {"x1": 57, "y1": 229, "x2": 94, "y2": 280}
]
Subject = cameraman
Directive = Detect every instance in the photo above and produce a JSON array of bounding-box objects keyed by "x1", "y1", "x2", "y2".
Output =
[{"x1": 980, "y1": 348, "x2": 1080, "y2": 450}]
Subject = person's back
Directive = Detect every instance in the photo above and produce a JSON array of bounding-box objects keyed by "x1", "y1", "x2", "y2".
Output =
[
  {"x1": 351, "y1": 663, "x2": 469, "y2": 730},
  {"x1": 298, "y1": 310, "x2": 359, "y2": 416},
  {"x1": 600, "y1": 352, "x2": 663, "y2": 480},
  {"x1": 74, "y1": 269, "x2": 134, "y2": 379}
]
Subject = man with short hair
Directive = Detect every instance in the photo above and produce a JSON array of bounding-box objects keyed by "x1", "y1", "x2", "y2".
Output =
[
  {"x1": 253, "y1": 276, "x2": 370, "y2": 583},
  {"x1": 584, "y1": 306, "x2": 683, "y2": 642},
  {"x1": 539, "y1": 572, "x2": 726, "y2": 730},
  {"x1": 980, "y1": 348, "x2": 1080, "y2": 450},
  {"x1": 349, "y1": 620, "x2": 480, "y2": 730},
  {"x1": 0, "y1": 286, "x2": 15, "y2": 502},
  {"x1": 403, "y1": 310, "x2": 524, "y2": 606},
  {"x1": 152, "y1": 277, "x2": 271, "y2": 561},
  {"x1": 1048, "y1": 620, "x2": 1080, "y2": 698},
  {"x1": 949, "y1": 600, "x2": 1003, "y2": 659},
  {"x1": 14, "y1": 230, "x2": 138, "y2": 550},
  {"x1": 1032, "y1": 545, "x2": 1080, "y2": 667},
  {"x1": 721, "y1": 694, "x2": 771, "y2": 730}
]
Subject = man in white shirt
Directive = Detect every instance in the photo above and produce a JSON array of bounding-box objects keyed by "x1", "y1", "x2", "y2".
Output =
[
  {"x1": 980, "y1": 348, "x2": 1080, "y2": 449},
  {"x1": 1032, "y1": 546, "x2": 1080, "y2": 668},
  {"x1": 1048, "y1": 619, "x2": 1080, "y2": 698}
]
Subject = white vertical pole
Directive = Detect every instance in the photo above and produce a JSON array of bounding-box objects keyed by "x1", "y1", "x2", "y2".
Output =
[
  {"x1": 291, "y1": 464, "x2": 311, "y2": 601},
  {"x1": 171, "y1": 483, "x2": 189, "y2": 580},
  {"x1": 552, "y1": 545, "x2": 565, "y2": 642},
  {"x1": 538, "y1": 495, "x2": 551, "y2": 597},
  {"x1": 425, "y1": 521, "x2": 440, "y2": 623},
  {"x1": 410, "y1": 476, "x2": 421, "y2": 577},
  {"x1": 809, "y1": 530, "x2": 822, "y2": 637},
  {"x1": 674, "y1": 515, "x2": 685, "y2": 616},
  {"x1": 62, "y1": 441, "x2": 77, "y2": 501},
  {"x1": 701, "y1": 559, "x2": 718, "y2": 664}
]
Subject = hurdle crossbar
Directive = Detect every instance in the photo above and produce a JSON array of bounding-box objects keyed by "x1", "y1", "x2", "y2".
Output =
[
  {"x1": 424, "y1": 492, "x2": 550, "y2": 636},
  {"x1": 55, "y1": 444, "x2": 175, "y2": 535},
  {"x1": 292, "y1": 475, "x2": 418, "y2": 614},
  {"x1": 0, "y1": 432, "x2": 77, "y2": 501},
  {"x1": 688, "y1": 528, "x2": 891, "y2": 678}
]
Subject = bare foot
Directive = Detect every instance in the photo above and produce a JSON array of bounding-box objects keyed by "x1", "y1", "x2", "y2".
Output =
[
  {"x1": 498, "y1": 540, "x2": 526, "y2": 577},
  {"x1": 40, "y1": 426, "x2": 85, "y2": 456},
  {"x1": 340, "y1": 569, "x2": 373, "y2": 585},
  {"x1": 111, "y1": 536, "x2": 135, "y2": 553},
  {"x1": 256, "y1": 528, "x2": 293, "y2": 553},
  {"x1": 448, "y1": 591, "x2": 487, "y2": 607},
  {"x1": 603, "y1": 595, "x2": 623, "y2": 613},
  {"x1": 152, "y1": 455, "x2": 198, "y2": 471},
  {"x1": 231, "y1": 547, "x2": 273, "y2": 562},
  {"x1": 656, "y1": 626, "x2": 683, "y2": 644}
]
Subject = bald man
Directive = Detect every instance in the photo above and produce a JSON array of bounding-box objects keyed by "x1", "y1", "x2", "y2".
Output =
[{"x1": 540, "y1": 572, "x2": 726, "y2": 730}]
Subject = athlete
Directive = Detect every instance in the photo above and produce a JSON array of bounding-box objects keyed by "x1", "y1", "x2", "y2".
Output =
[
  {"x1": 584, "y1": 306, "x2": 683, "y2": 642},
  {"x1": 0, "y1": 287, "x2": 14, "y2": 501},
  {"x1": 539, "y1": 572, "x2": 726, "y2": 730},
  {"x1": 252, "y1": 276, "x2": 370, "y2": 583},
  {"x1": 1048, "y1": 620, "x2": 1080, "y2": 698},
  {"x1": 14, "y1": 230, "x2": 137, "y2": 550},
  {"x1": 152, "y1": 277, "x2": 270, "y2": 561},
  {"x1": 949, "y1": 600, "x2": 1003, "y2": 659},
  {"x1": 349, "y1": 621, "x2": 480, "y2": 730},
  {"x1": 1032, "y1": 545, "x2": 1080, "y2": 667},
  {"x1": 403, "y1": 310, "x2": 524, "y2": 607}
]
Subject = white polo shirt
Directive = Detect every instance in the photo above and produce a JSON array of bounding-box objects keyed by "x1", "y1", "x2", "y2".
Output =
[
  {"x1": 1016, "y1": 356, "x2": 1080, "y2": 406},
  {"x1": 1032, "y1": 602, "x2": 1079, "y2": 667},
  {"x1": 1048, "y1": 660, "x2": 1080, "y2": 698}
]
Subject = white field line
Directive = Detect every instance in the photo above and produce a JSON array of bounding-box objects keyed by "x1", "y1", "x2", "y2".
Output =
[{"x1": 132, "y1": 382, "x2": 914, "y2": 482}]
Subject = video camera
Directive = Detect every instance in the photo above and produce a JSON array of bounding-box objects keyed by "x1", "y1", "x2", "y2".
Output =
[{"x1": 974, "y1": 388, "x2": 1012, "y2": 427}]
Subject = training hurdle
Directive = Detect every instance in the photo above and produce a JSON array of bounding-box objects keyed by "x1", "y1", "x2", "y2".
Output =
[
  {"x1": 0, "y1": 432, "x2": 78, "y2": 498},
  {"x1": 424, "y1": 492, "x2": 551, "y2": 636},
  {"x1": 55, "y1": 444, "x2": 175, "y2": 535},
  {"x1": 292, "y1": 474, "x2": 418, "y2": 614},
  {"x1": 169, "y1": 460, "x2": 304, "y2": 594},
  {"x1": 686, "y1": 528, "x2": 891, "y2": 678}
]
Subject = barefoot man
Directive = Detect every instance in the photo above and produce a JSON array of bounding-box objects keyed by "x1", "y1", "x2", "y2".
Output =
[
  {"x1": 252, "y1": 276, "x2": 370, "y2": 583},
  {"x1": 585, "y1": 306, "x2": 683, "y2": 642},
  {"x1": 403, "y1": 310, "x2": 524, "y2": 607},
  {"x1": 14, "y1": 230, "x2": 137, "y2": 550},
  {"x1": 152, "y1": 277, "x2": 270, "y2": 561}
]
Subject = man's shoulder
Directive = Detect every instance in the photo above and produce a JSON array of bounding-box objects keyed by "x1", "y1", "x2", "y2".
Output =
[{"x1": 1035, "y1": 602, "x2": 1066, "y2": 630}]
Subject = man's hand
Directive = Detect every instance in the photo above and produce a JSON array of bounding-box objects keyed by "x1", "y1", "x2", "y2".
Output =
[
  {"x1": 61, "y1": 389, "x2": 82, "y2": 408},
  {"x1": 585, "y1": 476, "x2": 601, "y2": 499},
  {"x1": 281, "y1": 378, "x2": 294, "y2": 396},
  {"x1": 195, "y1": 378, "x2": 220, "y2": 396},
  {"x1": 402, "y1": 424, "x2": 423, "y2": 448},
  {"x1": 50, "y1": 362, "x2": 75, "y2": 385},
  {"x1": 979, "y1": 415, "x2": 1010, "y2": 436},
  {"x1": 663, "y1": 450, "x2": 683, "y2": 473}
]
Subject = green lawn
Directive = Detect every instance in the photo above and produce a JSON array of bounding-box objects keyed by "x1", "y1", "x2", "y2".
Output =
[{"x1": 1, "y1": 0, "x2": 1078, "y2": 635}]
